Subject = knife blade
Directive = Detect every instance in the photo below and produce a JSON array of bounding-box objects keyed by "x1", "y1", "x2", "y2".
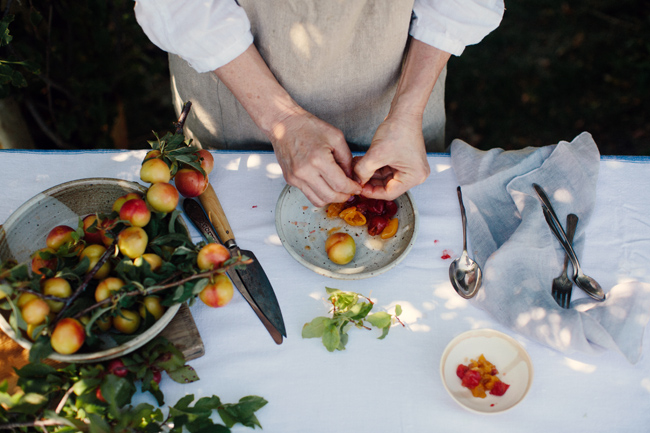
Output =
[{"x1": 183, "y1": 187, "x2": 286, "y2": 343}]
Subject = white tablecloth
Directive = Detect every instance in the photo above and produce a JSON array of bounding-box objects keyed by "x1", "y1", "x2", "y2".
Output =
[{"x1": 1, "y1": 149, "x2": 649, "y2": 432}]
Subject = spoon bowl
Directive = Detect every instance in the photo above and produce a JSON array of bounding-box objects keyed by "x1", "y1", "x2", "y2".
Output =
[
  {"x1": 449, "y1": 186, "x2": 483, "y2": 299},
  {"x1": 575, "y1": 274, "x2": 605, "y2": 301}
]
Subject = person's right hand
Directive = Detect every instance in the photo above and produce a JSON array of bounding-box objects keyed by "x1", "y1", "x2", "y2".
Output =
[{"x1": 269, "y1": 108, "x2": 362, "y2": 207}]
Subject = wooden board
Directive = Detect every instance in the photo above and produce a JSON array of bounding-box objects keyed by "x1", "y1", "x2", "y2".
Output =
[{"x1": 159, "y1": 303, "x2": 205, "y2": 361}]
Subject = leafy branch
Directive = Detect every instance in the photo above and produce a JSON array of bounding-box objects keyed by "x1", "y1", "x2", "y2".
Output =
[
  {"x1": 0, "y1": 337, "x2": 267, "y2": 432},
  {"x1": 302, "y1": 288, "x2": 404, "y2": 352}
]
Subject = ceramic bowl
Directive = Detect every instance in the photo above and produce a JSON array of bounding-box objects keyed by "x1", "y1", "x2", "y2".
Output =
[
  {"x1": 0, "y1": 178, "x2": 181, "y2": 363},
  {"x1": 440, "y1": 329, "x2": 534, "y2": 414},
  {"x1": 274, "y1": 185, "x2": 419, "y2": 279}
]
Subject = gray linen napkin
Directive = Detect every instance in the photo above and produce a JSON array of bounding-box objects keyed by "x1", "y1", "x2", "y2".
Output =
[{"x1": 450, "y1": 132, "x2": 650, "y2": 363}]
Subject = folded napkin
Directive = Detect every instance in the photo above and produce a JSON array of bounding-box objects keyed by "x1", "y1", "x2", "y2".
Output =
[{"x1": 450, "y1": 132, "x2": 650, "y2": 363}]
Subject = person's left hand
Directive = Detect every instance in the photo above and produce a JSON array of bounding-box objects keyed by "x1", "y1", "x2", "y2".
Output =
[{"x1": 353, "y1": 112, "x2": 430, "y2": 200}]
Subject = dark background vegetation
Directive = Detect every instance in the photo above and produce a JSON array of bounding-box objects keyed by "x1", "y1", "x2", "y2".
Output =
[{"x1": 1, "y1": 0, "x2": 648, "y2": 155}]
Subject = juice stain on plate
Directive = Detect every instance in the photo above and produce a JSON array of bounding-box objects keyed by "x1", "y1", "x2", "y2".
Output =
[{"x1": 441, "y1": 249, "x2": 453, "y2": 260}]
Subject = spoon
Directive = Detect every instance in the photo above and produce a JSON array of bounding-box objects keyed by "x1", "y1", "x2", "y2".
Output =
[
  {"x1": 449, "y1": 186, "x2": 483, "y2": 299},
  {"x1": 532, "y1": 183, "x2": 605, "y2": 301}
]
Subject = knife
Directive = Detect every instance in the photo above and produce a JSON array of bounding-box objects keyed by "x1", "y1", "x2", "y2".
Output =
[{"x1": 183, "y1": 187, "x2": 286, "y2": 343}]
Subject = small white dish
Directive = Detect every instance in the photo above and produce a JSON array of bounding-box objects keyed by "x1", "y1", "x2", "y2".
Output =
[
  {"x1": 274, "y1": 185, "x2": 418, "y2": 280},
  {"x1": 440, "y1": 329, "x2": 534, "y2": 414}
]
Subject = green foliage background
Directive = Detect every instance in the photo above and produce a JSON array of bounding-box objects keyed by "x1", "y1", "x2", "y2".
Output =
[
  {"x1": 1, "y1": 0, "x2": 648, "y2": 154},
  {"x1": 1, "y1": 0, "x2": 175, "y2": 150},
  {"x1": 446, "y1": 0, "x2": 649, "y2": 155}
]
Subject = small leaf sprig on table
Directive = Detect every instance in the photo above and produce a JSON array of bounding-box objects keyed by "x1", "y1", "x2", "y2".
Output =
[{"x1": 302, "y1": 287, "x2": 404, "y2": 352}]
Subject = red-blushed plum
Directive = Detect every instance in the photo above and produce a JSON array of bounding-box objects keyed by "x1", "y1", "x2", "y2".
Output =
[
  {"x1": 51, "y1": 318, "x2": 86, "y2": 354},
  {"x1": 119, "y1": 198, "x2": 151, "y2": 227},
  {"x1": 21, "y1": 298, "x2": 50, "y2": 325},
  {"x1": 196, "y1": 149, "x2": 214, "y2": 174},
  {"x1": 31, "y1": 247, "x2": 58, "y2": 275},
  {"x1": 196, "y1": 243, "x2": 230, "y2": 270},
  {"x1": 199, "y1": 273, "x2": 234, "y2": 308},
  {"x1": 174, "y1": 168, "x2": 208, "y2": 198},
  {"x1": 146, "y1": 182, "x2": 179, "y2": 213},
  {"x1": 112, "y1": 192, "x2": 142, "y2": 213},
  {"x1": 46, "y1": 225, "x2": 76, "y2": 250},
  {"x1": 140, "y1": 158, "x2": 171, "y2": 184}
]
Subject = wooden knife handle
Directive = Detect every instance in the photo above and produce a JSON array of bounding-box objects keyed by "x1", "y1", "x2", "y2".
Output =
[{"x1": 198, "y1": 184, "x2": 235, "y2": 244}]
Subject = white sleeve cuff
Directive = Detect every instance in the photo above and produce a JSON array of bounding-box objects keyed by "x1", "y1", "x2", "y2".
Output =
[
  {"x1": 134, "y1": 0, "x2": 254, "y2": 73},
  {"x1": 410, "y1": 0, "x2": 505, "y2": 56}
]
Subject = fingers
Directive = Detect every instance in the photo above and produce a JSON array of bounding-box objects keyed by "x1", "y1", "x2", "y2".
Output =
[
  {"x1": 288, "y1": 156, "x2": 361, "y2": 207},
  {"x1": 353, "y1": 119, "x2": 431, "y2": 200}
]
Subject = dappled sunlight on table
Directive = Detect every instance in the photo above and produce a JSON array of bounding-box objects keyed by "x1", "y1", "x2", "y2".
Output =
[
  {"x1": 432, "y1": 162, "x2": 452, "y2": 174},
  {"x1": 641, "y1": 378, "x2": 650, "y2": 393},
  {"x1": 266, "y1": 162, "x2": 283, "y2": 179},
  {"x1": 433, "y1": 283, "x2": 470, "y2": 311},
  {"x1": 265, "y1": 234, "x2": 282, "y2": 247},
  {"x1": 563, "y1": 357, "x2": 597, "y2": 374},
  {"x1": 224, "y1": 156, "x2": 241, "y2": 171},
  {"x1": 246, "y1": 154, "x2": 262, "y2": 169}
]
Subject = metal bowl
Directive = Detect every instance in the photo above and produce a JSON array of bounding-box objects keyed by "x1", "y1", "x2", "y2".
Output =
[{"x1": 0, "y1": 178, "x2": 181, "y2": 363}]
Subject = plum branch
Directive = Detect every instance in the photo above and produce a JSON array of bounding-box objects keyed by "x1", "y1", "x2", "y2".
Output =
[
  {"x1": 51, "y1": 241, "x2": 118, "y2": 327},
  {"x1": 71, "y1": 255, "x2": 251, "y2": 320}
]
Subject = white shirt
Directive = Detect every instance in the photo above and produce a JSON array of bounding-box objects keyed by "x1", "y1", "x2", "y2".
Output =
[{"x1": 134, "y1": 0, "x2": 504, "y2": 73}]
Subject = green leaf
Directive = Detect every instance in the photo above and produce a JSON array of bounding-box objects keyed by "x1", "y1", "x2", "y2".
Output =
[
  {"x1": 167, "y1": 365, "x2": 200, "y2": 384},
  {"x1": 42, "y1": 410, "x2": 84, "y2": 429},
  {"x1": 322, "y1": 324, "x2": 341, "y2": 352},
  {"x1": 102, "y1": 377, "x2": 136, "y2": 417},
  {"x1": 193, "y1": 395, "x2": 222, "y2": 411},
  {"x1": 337, "y1": 331, "x2": 349, "y2": 351},
  {"x1": 28, "y1": 334, "x2": 54, "y2": 364},
  {"x1": 88, "y1": 412, "x2": 112, "y2": 433},
  {"x1": 378, "y1": 326, "x2": 390, "y2": 340},
  {"x1": 191, "y1": 278, "x2": 209, "y2": 296},
  {"x1": 0, "y1": 15, "x2": 14, "y2": 47},
  {"x1": 72, "y1": 377, "x2": 101, "y2": 396},
  {"x1": 301, "y1": 316, "x2": 330, "y2": 339},
  {"x1": 217, "y1": 395, "x2": 268, "y2": 429},
  {"x1": 141, "y1": 376, "x2": 165, "y2": 406},
  {"x1": 367, "y1": 311, "x2": 392, "y2": 329},
  {"x1": 14, "y1": 362, "x2": 57, "y2": 378},
  {"x1": 395, "y1": 304, "x2": 402, "y2": 316},
  {"x1": 345, "y1": 301, "x2": 374, "y2": 321}
]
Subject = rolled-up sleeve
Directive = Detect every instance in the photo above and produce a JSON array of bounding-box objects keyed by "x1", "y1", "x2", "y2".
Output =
[
  {"x1": 410, "y1": 0, "x2": 505, "y2": 56},
  {"x1": 133, "y1": 0, "x2": 253, "y2": 72}
]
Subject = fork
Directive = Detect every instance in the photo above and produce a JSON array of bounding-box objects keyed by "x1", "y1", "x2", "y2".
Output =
[{"x1": 551, "y1": 213, "x2": 579, "y2": 308}]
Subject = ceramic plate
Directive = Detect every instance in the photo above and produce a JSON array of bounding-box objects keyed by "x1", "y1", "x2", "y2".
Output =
[
  {"x1": 0, "y1": 178, "x2": 181, "y2": 363},
  {"x1": 274, "y1": 185, "x2": 418, "y2": 279},
  {"x1": 440, "y1": 329, "x2": 534, "y2": 414}
]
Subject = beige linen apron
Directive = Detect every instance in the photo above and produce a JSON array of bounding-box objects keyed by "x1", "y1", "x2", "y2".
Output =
[{"x1": 169, "y1": 0, "x2": 446, "y2": 152}]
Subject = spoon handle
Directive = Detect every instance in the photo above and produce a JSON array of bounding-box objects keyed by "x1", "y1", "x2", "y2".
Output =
[{"x1": 457, "y1": 186, "x2": 468, "y2": 252}]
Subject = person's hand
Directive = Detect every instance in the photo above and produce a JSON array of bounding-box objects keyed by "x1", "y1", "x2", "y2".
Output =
[
  {"x1": 270, "y1": 108, "x2": 362, "y2": 207},
  {"x1": 353, "y1": 112, "x2": 430, "y2": 200}
]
